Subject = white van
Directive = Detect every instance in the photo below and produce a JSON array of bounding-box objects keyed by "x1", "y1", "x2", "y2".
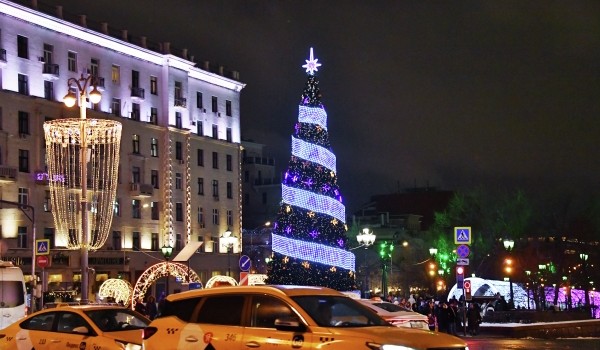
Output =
[{"x1": 0, "y1": 261, "x2": 27, "y2": 329}]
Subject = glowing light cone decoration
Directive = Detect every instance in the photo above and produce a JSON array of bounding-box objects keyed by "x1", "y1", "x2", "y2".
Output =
[
  {"x1": 44, "y1": 118, "x2": 122, "y2": 249},
  {"x1": 266, "y1": 48, "x2": 355, "y2": 291}
]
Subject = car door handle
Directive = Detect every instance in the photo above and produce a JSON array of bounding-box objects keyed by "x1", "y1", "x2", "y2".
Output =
[
  {"x1": 245, "y1": 341, "x2": 260, "y2": 348},
  {"x1": 184, "y1": 336, "x2": 198, "y2": 342},
  {"x1": 50, "y1": 339, "x2": 61, "y2": 343},
  {"x1": 16, "y1": 337, "x2": 27, "y2": 340}
]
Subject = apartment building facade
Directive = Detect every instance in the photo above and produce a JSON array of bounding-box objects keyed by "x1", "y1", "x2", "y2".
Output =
[{"x1": 0, "y1": 0, "x2": 245, "y2": 300}]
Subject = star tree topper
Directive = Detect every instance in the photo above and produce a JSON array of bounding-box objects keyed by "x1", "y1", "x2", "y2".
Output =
[{"x1": 302, "y1": 47, "x2": 322, "y2": 75}]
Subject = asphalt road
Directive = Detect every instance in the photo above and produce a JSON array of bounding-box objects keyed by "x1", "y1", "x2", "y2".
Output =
[{"x1": 465, "y1": 337, "x2": 600, "y2": 350}]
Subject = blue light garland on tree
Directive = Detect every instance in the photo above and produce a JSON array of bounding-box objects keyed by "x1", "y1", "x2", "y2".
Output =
[{"x1": 266, "y1": 48, "x2": 356, "y2": 291}]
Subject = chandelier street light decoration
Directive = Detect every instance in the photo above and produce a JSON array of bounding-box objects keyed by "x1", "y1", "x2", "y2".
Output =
[
  {"x1": 44, "y1": 73, "x2": 122, "y2": 304},
  {"x1": 161, "y1": 244, "x2": 173, "y2": 296},
  {"x1": 356, "y1": 228, "x2": 376, "y2": 298},
  {"x1": 503, "y1": 239, "x2": 515, "y2": 304}
]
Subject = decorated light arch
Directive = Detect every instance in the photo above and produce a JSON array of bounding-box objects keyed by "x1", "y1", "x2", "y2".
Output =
[
  {"x1": 98, "y1": 278, "x2": 133, "y2": 306},
  {"x1": 131, "y1": 261, "x2": 201, "y2": 309},
  {"x1": 205, "y1": 275, "x2": 238, "y2": 288}
]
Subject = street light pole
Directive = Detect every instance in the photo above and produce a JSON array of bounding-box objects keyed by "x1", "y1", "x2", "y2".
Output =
[
  {"x1": 580, "y1": 253, "x2": 590, "y2": 316},
  {"x1": 63, "y1": 74, "x2": 101, "y2": 304},
  {"x1": 356, "y1": 228, "x2": 376, "y2": 298},
  {"x1": 503, "y1": 239, "x2": 515, "y2": 306},
  {"x1": 161, "y1": 244, "x2": 173, "y2": 296},
  {"x1": 221, "y1": 228, "x2": 236, "y2": 277}
]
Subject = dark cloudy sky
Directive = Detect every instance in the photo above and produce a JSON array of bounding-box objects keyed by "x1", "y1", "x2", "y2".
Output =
[{"x1": 40, "y1": 0, "x2": 600, "y2": 211}]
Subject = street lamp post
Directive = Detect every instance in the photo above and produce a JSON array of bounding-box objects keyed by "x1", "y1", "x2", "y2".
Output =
[
  {"x1": 161, "y1": 244, "x2": 173, "y2": 296},
  {"x1": 356, "y1": 228, "x2": 376, "y2": 298},
  {"x1": 63, "y1": 74, "x2": 101, "y2": 304},
  {"x1": 503, "y1": 239, "x2": 515, "y2": 306},
  {"x1": 580, "y1": 253, "x2": 590, "y2": 315},
  {"x1": 221, "y1": 228, "x2": 237, "y2": 276}
]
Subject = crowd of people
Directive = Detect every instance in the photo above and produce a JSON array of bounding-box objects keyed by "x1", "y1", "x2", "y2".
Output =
[
  {"x1": 134, "y1": 293, "x2": 166, "y2": 320},
  {"x1": 380, "y1": 293, "x2": 483, "y2": 336}
]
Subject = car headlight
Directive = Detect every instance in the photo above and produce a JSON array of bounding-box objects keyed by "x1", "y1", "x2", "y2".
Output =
[{"x1": 366, "y1": 343, "x2": 418, "y2": 350}]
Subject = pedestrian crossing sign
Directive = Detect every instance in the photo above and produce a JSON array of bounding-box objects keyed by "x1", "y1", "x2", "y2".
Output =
[
  {"x1": 36, "y1": 239, "x2": 50, "y2": 255},
  {"x1": 454, "y1": 227, "x2": 472, "y2": 245}
]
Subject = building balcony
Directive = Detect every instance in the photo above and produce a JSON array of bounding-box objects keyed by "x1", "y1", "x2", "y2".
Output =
[
  {"x1": 0, "y1": 165, "x2": 17, "y2": 183},
  {"x1": 131, "y1": 86, "x2": 145, "y2": 101},
  {"x1": 129, "y1": 182, "x2": 153, "y2": 197},
  {"x1": 174, "y1": 97, "x2": 187, "y2": 108},
  {"x1": 42, "y1": 63, "x2": 60, "y2": 80}
]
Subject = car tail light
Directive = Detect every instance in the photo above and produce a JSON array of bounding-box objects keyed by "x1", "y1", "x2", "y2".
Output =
[{"x1": 142, "y1": 327, "x2": 158, "y2": 340}]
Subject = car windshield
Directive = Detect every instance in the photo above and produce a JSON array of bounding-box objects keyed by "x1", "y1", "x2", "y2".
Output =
[
  {"x1": 85, "y1": 308, "x2": 149, "y2": 332},
  {"x1": 292, "y1": 295, "x2": 388, "y2": 327}
]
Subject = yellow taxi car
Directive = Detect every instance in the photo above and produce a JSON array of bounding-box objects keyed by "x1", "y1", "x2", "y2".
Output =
[
  {"x1": 0, "y1": 304, "x2": 150, "y2": 350},
  {"x1": 142, "y1": 285, "x2": 468, "y2": 350}
]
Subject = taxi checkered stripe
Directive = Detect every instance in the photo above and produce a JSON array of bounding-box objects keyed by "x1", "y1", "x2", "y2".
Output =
[{"x1": 166, "y1": 327, "x2": 179, "y2": 334}]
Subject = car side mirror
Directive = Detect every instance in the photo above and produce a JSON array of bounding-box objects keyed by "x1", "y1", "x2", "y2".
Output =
[
  {"x1": 72, "y1": 326, "x2": 89, "y2": 334},
  {"x1": 274, "y1": 316, "x2": 306, "y2": 332}
]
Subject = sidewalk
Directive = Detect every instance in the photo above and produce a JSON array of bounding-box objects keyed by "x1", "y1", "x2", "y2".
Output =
[{"x1": 478, "y1": 319, "x2": 600, "y2": 339}]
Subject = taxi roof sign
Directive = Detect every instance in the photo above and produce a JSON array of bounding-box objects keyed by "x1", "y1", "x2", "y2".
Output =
[{"x1": 454, "y1": 227, "x2": 472, "y2": 245}]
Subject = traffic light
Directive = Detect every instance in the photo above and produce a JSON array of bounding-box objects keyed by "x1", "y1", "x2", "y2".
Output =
[{"x1": 456, "y1": 266, "x2": 465, "y2": 288}]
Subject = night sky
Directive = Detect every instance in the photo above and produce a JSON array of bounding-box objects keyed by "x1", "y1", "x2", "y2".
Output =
[{"x1": 40, "y1": 0, "x2": 600, "y2": 212}]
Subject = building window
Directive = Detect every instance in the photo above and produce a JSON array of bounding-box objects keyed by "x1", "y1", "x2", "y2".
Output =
[
  {"x1": 244, "y1": 193, "x2": 250, "y2": 206},
  {"x1": 44, "y1": 81, "x2": 54, "y2": 100},
  {"x1": 197, "y1": 121, "x2": 203, "y2": 136},
  {"x1": 68, "y1": 51, "x2": 77, "y2": 72},
  {"x1": 212, "y1": 152, "x2": 218, "y2": 169},
  {"x1": 151, "y1": 201, "x2": 159, "y2": 220},
  {"x1": 197, "y1": 149, "x2": 204, "y2": 166},
  {"x1": 197, "y1": 177, "x2": 204, "y2": 195},
  {"x1": 151, "y1": 170, "x2": 159, "y2": 189},
  {"x1": 114, "y1": 198, "x2": 121, "y2": 217},
  {"x1": 227, "y1": 210, "x2": 233, "y2": 226},
  {"x1": 18, "y1": 111, "x2": 29, "y2": 134},
  {"x1": 44, "y1": 190, "x2": 51, "y2": 212},
  {"x1": 131, "y1": 103, "x2": 140, "y2": 121},
  {"x1": 226, "y1": 127, "x2": 232, "y2": 142},
  {"x1": 150, "y1": 76, "x2": 158, "y2": 95},
  {"x1": 197, "y1": 91, "x2": 203, "y2": 109},
  {"x1": 212, "y1": 209, "x2": 219, "y2": 225},
  {"x1": 132, "y1": 199, "x2": 141, "y2": 219},
  {"x1": 18, "y1": 227, "x2": 27, "y2": 248},
  {"x1": 198, "y1": 207, "x2": 205, "y2": 228},
  {"x1": 18, "y1": 74, "x2": 29, "y2": 95},
  {"x1": 91, "y1": 58, "x2": 99, "y2": 77},
  {"x1": 176, "y1": 233, "x2": 182, "y2": 251},
  {"x1": 151, "y1": 233, "x2": 159, "y2": 251},
  {"x1": 44, "y1": 228, "x2": 55, "y2": 249},
  {"x1": 112, "y1": 65, "x2": 120, "y2": 84},
  {"x1": 112, "y1": 231, "x2": 122, "y2": 250},
  {"x1": 132, "y1": 134, "x2": 140, "y2": 154},
  {"x1": 227, "y1": 182, "x2": 233, "y2": 199},
  {"x1": 149, "y1": 107, "x2": 158, "y2": 125},
  {"x1": 175, "y1": 202, "x2": 183, "y2": 221},
  {"x1": 17, "y1": 35, "x2": 28, "y2": 59},
  {"x1": 18, "y1": 187, "x2": 29, "y2": 206},
  {"x1": 212, "y1": 180, "x2": 219, "y2": 198},
  {"x1": 212, "y1": 124, "x2": 218, "y2": 139},
  {"x1": 132, "y1": 166, "x2": 141, "y2": 184},
  {"x1": 226, "y1": 100, "x2": 232, "y2": 116},
  {"x1": 175, "y1": 142, "x2": 182, "y2": 160},
  {"x1": 226, "y1": 154, "x2": 232, "y2": 171},
  {"x1": 262, "y1": 192, "x2": 268, "y2": 204},
  {"x1": 211, "y1": 96, "x2": 218, "y2": 113},
  {"x1": 18, "y1": 149, "x2": 29, "y2": 172},
  {"x1": 175, "y1": 173, "x2": 182, "y2": 190},
  {"x1": 198, "y1": 177, "x2": 204, "y2": 196},
  {"x1": 132, "y1": 232, "x2": 140, "y2": 251},
  {"x1": 150, "y1": 138, "x2": 158, "y2": 157},
  {"x1": 112, "y1": 98, "x2": 121, "y2": 116},
  {"x1": 175, "y1": 81, "x2": 182, "y2": 99},
  {"x1": 244, "y1": 171, "x2": 249, "y2": 183},
  {"x1": 175, "y1": 112, "x2": 182, "y2": 128}
]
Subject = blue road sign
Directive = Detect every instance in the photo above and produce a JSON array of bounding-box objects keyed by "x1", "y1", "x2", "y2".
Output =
[
  {"x1": 36, "y1": 239, "x2": 50, "y2": 255},
  {"x1": 456, "y1": 245, "x2": 470, "y2": 259},
  {"x1": 454, "y1": 227, "x2": 472, "y2": 245},
  {"x1": 239, "y1": 255, "x2": 251, "y2": 272}
]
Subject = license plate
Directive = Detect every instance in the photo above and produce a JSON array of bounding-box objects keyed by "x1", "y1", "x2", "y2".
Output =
[{"x1": 410, "y1": 322, "x2": 422, "y2": 328}]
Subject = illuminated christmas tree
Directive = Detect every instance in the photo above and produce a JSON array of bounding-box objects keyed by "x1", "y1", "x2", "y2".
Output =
[{"x1": 266, "y1": 48, "x2": 355, "y2": 291}]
